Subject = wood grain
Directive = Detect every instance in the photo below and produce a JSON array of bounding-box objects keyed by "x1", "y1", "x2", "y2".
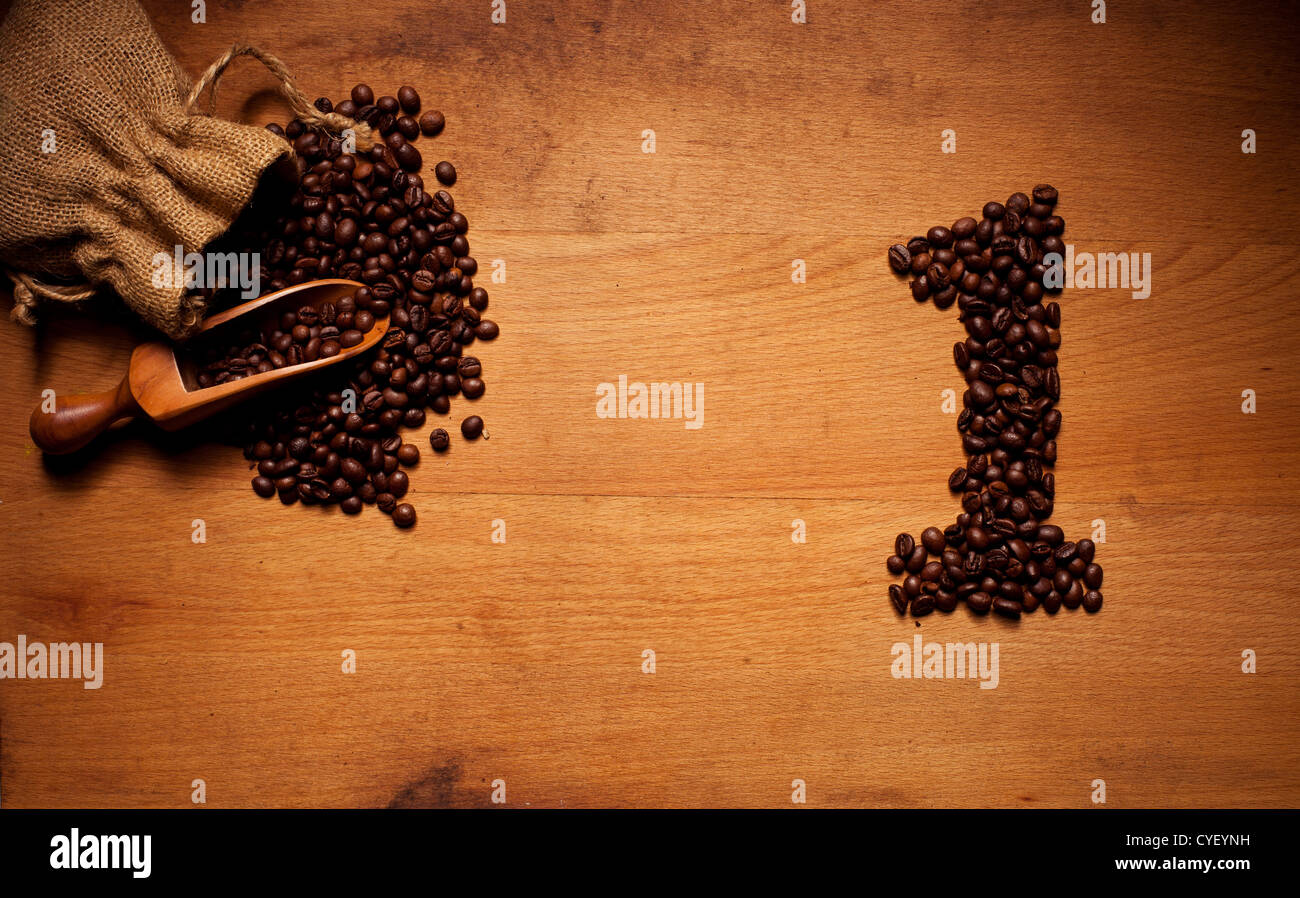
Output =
[{"x1": 0, "y1": 0, "x2": 1297, "y2": 808}]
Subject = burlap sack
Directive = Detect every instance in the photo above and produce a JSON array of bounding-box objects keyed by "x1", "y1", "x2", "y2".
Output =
[{"x1": 0, "y1": 0, "x2": 371, "y2": 339}]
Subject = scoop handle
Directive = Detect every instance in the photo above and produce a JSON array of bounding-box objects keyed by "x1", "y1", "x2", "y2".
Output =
[{"x1": 29, "y1": 375, "x2": 142, "y2": 455}]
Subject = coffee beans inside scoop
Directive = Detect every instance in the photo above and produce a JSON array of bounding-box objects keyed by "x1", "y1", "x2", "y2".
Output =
[
  {"x1": 194, "y1": 301, "x2": 376, "y2": 388},
  {"x1": 884, "y1": 186, "x2": 1102, "y2": 618},
  {"x1": 218, "y1": 83, "x2": 499, "y2": 528}
]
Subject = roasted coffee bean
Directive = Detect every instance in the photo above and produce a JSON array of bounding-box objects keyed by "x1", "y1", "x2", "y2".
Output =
[
  {"x1": 396, "y1": 443, "x2": 420, "y2": 465},
  {"x1": 387, "y1": 470, "x2": 410, "y2": 498},
  {"x1": 921, "y1": 527, "x2": 945, "y2": 554},
  {"x1": 926, "y1": 262, "x2": 950, "y2": 290},
  {"x1": 1082, "y1": 564, "x2": 1103, "y2": 589},
  {"x1": 887, "y1": 555, "x2": 906, "y2": 575},
  {"x1": 926, "y1": 226, "x2": 953, "y2": 248},
  {"x1": 889, "y1": 584, "x2": 908, "y2": 615},
  {"x1": 992, "y1": 597, "x2": 1021, "y2": 619},
  {"x1": 905, "y1": 545, "x2": 927, "y2": 574},
  {"x1": 1063, "y1": 580, "x2": 1084, "y2": 609},
  {"x1": 341, "y1": 457, "x2": 367, "y2": 484},
  {"x1": 895, "y1": 533, "x2": 915, "y2": 558},
  {"x1": 1032, "y1": 184, "x2": 1058, "y2": 206},
  {"x1": 391, "y1": 503, "x2": 416, "y2": 527},
  {"x1": 419, "y1": 110, "x2": 445, "y2": 136},
  {"x1": 888, "y1": 244, "x2": 911, "y2": 274},
  {"x1": 435, "y1": 161, "x2": 456, "y2": 185},
  {"x1": 396, "y1": 85, "x2": 420, "y2": 114}
]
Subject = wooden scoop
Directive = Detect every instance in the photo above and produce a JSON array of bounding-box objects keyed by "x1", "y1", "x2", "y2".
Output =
[{"x1": 30, "y1": 279, "x2": 388, "y2": 455}]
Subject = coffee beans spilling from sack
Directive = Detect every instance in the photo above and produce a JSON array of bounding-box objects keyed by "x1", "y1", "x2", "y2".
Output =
[{"x1": 217, "y1": 84, "x2": 497, "y2": 528}]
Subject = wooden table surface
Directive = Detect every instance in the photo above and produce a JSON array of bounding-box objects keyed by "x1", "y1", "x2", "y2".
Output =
[{"x1": 1, "y1": 0, "x2": 1298, "y2": 808}]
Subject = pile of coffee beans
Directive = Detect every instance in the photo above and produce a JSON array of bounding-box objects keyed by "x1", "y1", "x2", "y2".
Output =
[
  {"x1": 213, "y1": 83, "x2": 498, "y2": 527},
  {"x1": 195, "y1": 303, "x2": 378, "y2": 388},
  {"x1": 884, "y1": 186, "x2": 1103, "y2": 618}
]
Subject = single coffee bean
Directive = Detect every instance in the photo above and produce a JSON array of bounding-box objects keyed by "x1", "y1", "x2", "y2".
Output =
[
  {"x1": 926, "y1": 226, "x2": 953, "y2": 248},
  {"x1": 1031, "y1": 522, "x2": 1062, "y2": 545},
  {"x1": 1054, "y1": 569, "x2": 1074, "y2": 594},
  {"x1": 397, "y1": 85, "x2": 420, "y2": 113},
  {"x1": 888, "y1": 243, "x2": 911, "y2": 274},
  {"x1": 392, "y1": 503, "x2": 417, "y2": 527},
  {"x1": 921, "y1": 527, "x2": 945, "y2": 554},
  {"x1": 388, "y1": 470, "x2": 410, "y2": 498},
  {"x1": 926, "y1": 262, "x2": 950, "y2": 290},
  {"x1": 992, "y1": 597, "x2": 1021, "y2": 619},
  {"x1": 1063, "y1": 580, "x2": 1084, "y2": 608},
  {"x1": 889, "y1": 584, "x2": 908, "y2": 615},
  {"x1": 419, "y1": 110, "x2": 445, "y2": 136},
  {"x1": 340, "y1": 457, "x2": 367, "y2": 484},
  {"x1": 429, "y1": 428, "x2": 450, "y2": 451},
  {"x1": 886, "y1": 555, "x2": 905, "y2": 575},
  {"x1": 435, "y1": 161, "x2": 456, "y2": 185},
  {"x1": 350, "y1": 84, "x2": 375, "y2": 106},
  {"x1": 1082, "y1": 563, "x2": 1103, "y2": 589},
  {"x1": 1082, "y1": 590, "x2": 1103, "y2": 612},
  {"x1": 895, "y1": 533, "x2": 915, "y2": 558}
]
